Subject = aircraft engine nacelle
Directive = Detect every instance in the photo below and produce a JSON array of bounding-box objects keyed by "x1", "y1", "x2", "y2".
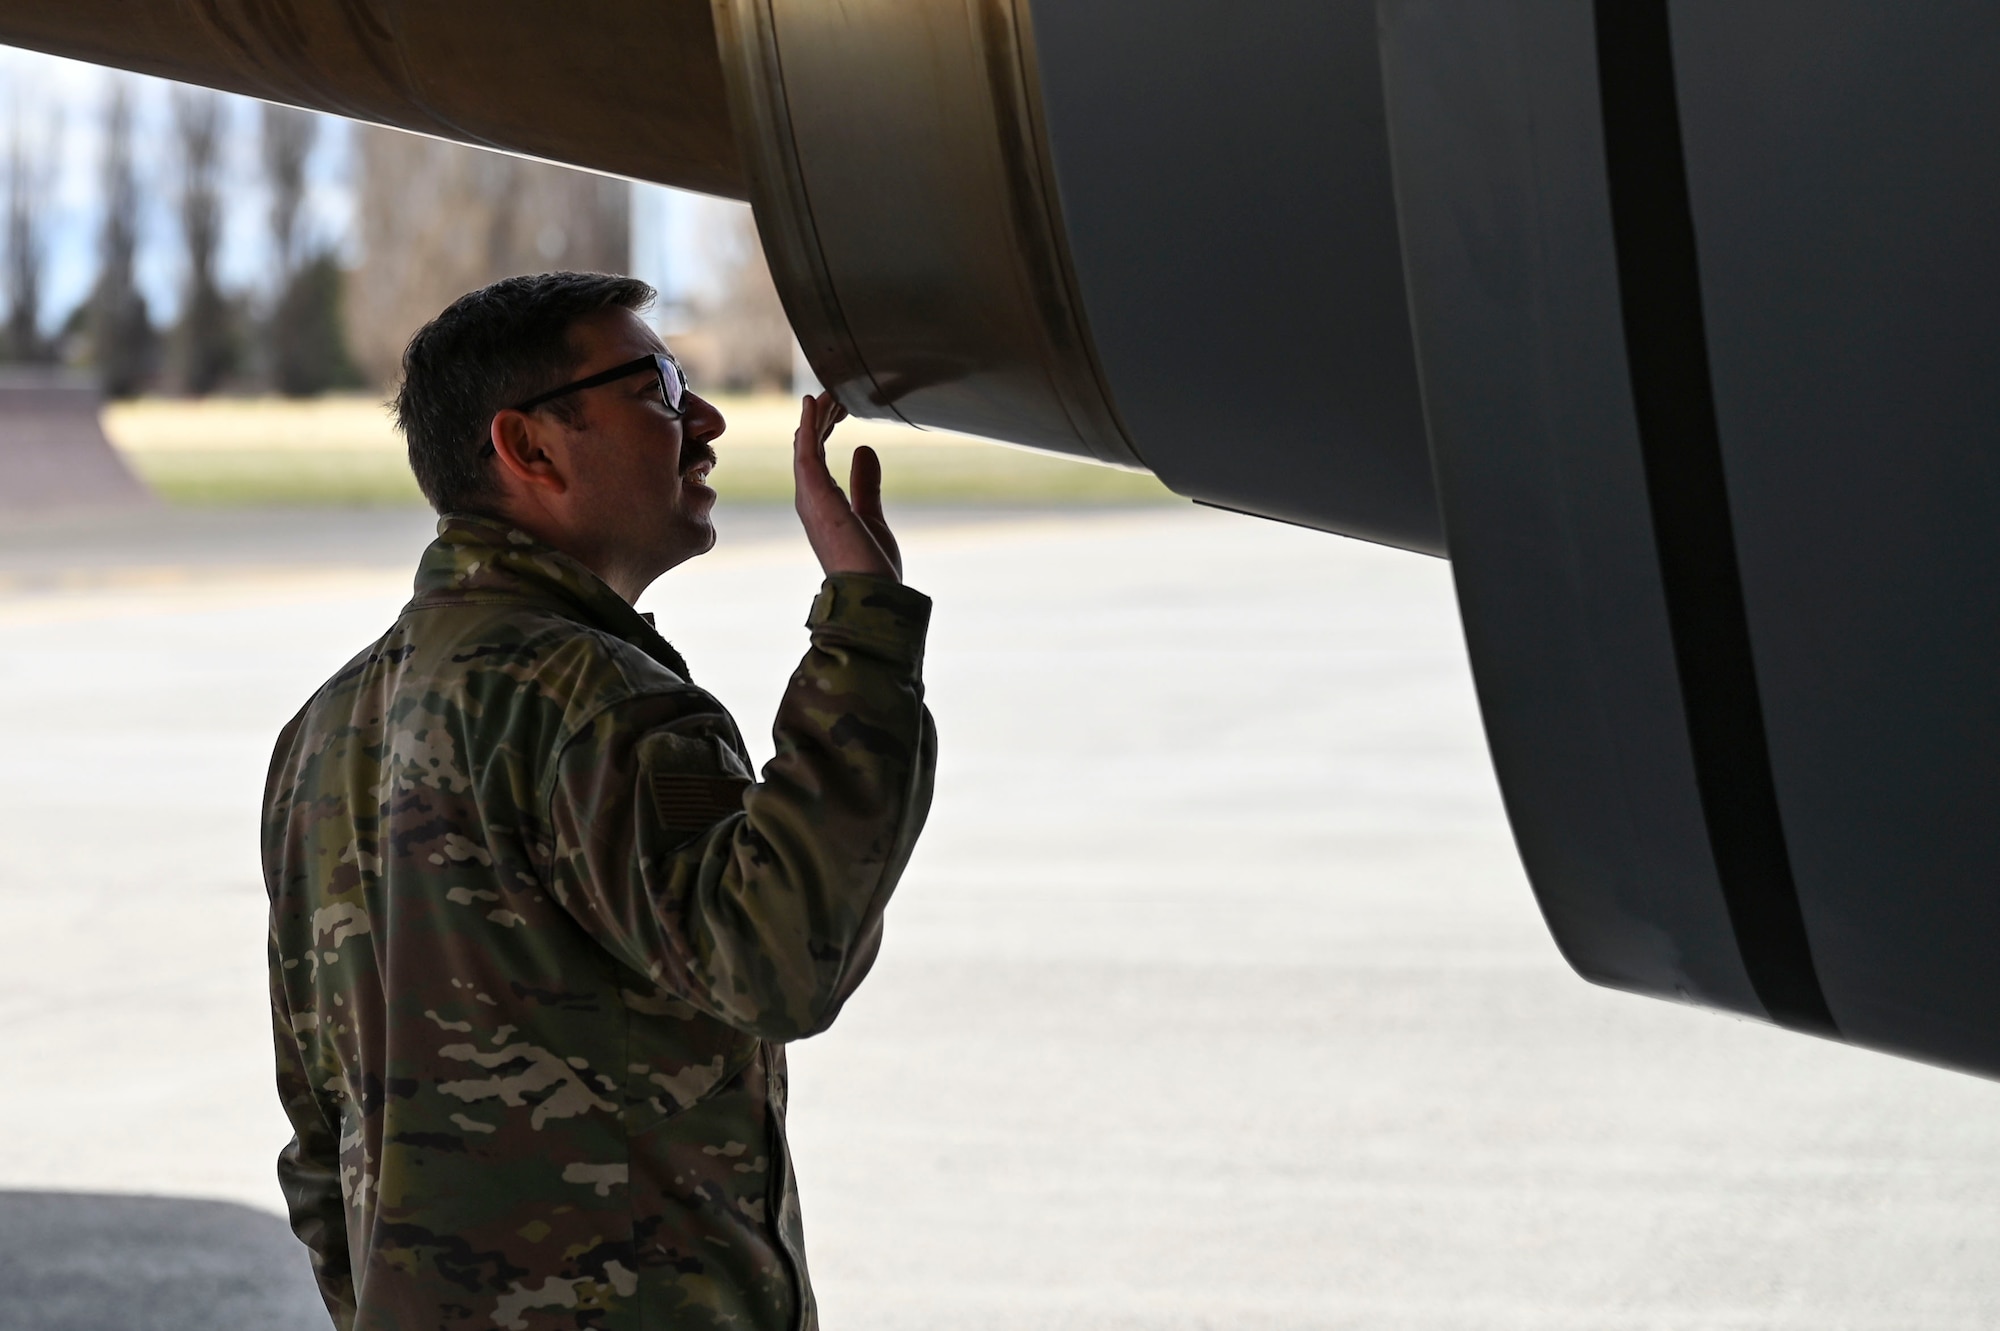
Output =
[{"x1": 711, "y1": 0, "x2": 1445, "y2": 553}]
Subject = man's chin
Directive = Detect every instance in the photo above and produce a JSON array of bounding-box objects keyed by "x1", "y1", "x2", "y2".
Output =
[
  {"x1": 678, "y1": 508, "x2": 719, "y2": 560},
  {"x1": 645, "y1": 509, "x2": 718, "y2": 580}
]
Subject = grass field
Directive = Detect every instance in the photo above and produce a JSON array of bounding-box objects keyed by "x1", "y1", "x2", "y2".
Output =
[{"x1": 103, "y1": 394, "x2": 1178, "y2": 507}]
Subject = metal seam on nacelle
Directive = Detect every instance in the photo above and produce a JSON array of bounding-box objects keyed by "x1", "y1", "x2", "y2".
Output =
[
  {"x1": 712, "y1": 0, "x2": 896, "y2": 421},
  {"x1": 1595, "y1": 0, "x2": 1837, "y2": 1037}
]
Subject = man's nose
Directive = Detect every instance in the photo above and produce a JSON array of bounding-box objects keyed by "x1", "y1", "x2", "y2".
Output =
[{"x1": 684, "y1": 392, "x2": 726, "y2": 442}]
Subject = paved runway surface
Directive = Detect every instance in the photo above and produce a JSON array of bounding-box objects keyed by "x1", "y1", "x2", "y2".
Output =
[{"x1": 1, "y1": 503, "x2": 1995, "y2": 1328}]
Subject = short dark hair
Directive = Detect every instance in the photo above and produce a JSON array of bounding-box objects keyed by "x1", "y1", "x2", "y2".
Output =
[{"x1": 393, "y1": 271, "x2": 655, "y2": 514}]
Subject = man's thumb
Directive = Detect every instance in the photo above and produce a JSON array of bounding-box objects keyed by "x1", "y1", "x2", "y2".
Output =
[{"x1": 850, "y1": 446, "x2": 884, "y2": 515}]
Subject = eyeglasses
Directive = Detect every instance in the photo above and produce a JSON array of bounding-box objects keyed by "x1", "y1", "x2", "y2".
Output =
[{"x1": 508, "y1": 351, "x2": 689, "y2": 417}]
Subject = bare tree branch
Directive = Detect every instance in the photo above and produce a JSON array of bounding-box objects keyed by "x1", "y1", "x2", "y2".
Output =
[
  {"x1": 173, "y1": 87, "x2": 233, "y2": 395},
  {"x1": 262, "y1": 102, "x2": 315, "y2": 281},
  {"x1": 90, "y1": 77, "x2": 154, "y2": 398},
  {"x1": 3, "y1": 97, "x2": 61, "y2": 362}
]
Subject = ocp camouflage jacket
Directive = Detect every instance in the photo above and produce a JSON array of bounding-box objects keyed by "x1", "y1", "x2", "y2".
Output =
[{"x1": 263, "y1": 514, "x2": 936, "y2": 1331}]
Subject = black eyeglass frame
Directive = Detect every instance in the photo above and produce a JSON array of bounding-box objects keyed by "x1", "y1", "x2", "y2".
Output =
[{"x1": 507, "y1": 351, "x2": 689, "y2": 417}]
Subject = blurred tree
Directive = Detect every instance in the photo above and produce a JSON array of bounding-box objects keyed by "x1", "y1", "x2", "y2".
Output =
[
  {"x1": 271, "y1": 252, "x2": 361, "y2": 396},
  {"x1": 171, "y1": 88, "x2": 234, "y2": 395},
  {"x1": 346, "y1": 127, "x2": 628, "y2": 386},
  {"x1": 88, "y1": 79, "x2": 155, "y2": 399},
  {"x1": 675, "y1": 204, "x2": 793, "y2": 393},
  {"x1": 2, "y1": 103, "x2": 59, "y2": 363},
  {"x1": 259, "y1": 103, "x2": 357, "y2": 395}
]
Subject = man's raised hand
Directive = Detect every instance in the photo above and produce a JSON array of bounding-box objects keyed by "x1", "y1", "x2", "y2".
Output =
[{"x1": 792, "y1": 391, "x2": 903, "y2": 581}]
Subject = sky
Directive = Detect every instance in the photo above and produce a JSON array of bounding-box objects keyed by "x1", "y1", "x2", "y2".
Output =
[{"x1": 0, "y1": 43, "x2": 731, "y2": 337}]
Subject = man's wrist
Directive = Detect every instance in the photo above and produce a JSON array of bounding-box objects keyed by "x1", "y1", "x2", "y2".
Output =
[{"x1": 806, "y1": 575, "x2": 932, "y2": 669}]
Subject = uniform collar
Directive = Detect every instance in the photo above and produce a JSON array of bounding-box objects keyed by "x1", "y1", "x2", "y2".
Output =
[{"x1": 408, "y1": 512, "x2": 693, "y2": 681}]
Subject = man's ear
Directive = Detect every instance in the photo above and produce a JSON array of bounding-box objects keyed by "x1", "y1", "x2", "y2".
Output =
[{"x1": 489, "y1": 409, "x2": 569, "y2": 497}]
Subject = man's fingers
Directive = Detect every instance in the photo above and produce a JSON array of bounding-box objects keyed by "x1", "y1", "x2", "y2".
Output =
[
  {"x1": 793, "y1": 394, "x2": 839, "y2": 493},
  {"x1": 794, "y1": 394, "x2": 850, "y2": 468},
  {"x1": 818, "y1": 400, "x2": 847, "y2": 448},
  {"x1": 791, "y1": 395, "x2": 900, "y2": 580},
  {"x1": 792, "y1": 394, "x2": 818, "y2": 459}
]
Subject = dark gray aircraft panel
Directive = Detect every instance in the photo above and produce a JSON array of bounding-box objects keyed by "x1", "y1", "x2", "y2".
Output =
[
  {"x1": 1377, "y1": 2, "x2": 1766, "y2": 1020},
  {"x1": 1026, "y1": 0, "x2": 1443, "y2": 553},
  {"x1": 1671, "y1": 5, "x2": 2000, "y2": 1068},
  {"x1": 1384, "y1": 0, "x2": 2000, "y2": 1072}
]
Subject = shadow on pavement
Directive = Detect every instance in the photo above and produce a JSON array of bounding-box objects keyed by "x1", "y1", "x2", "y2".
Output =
[{"x1": 0, "y1": 1192, "x2": 326, "y2": 1330}]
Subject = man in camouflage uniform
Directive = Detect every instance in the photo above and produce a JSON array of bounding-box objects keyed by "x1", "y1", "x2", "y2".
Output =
[{"x1": 263, "y1": 272, "x2": 936, "y2": 1329}]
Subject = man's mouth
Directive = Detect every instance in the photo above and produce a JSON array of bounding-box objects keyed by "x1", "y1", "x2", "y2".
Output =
[{"x1": 681, "y1": 445, "x2": 717, "y2": 485}]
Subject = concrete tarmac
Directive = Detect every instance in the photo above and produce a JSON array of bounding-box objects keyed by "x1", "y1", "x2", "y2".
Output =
[{"x1": 0, "y1": 503, "x2": 1994, "y2": 1328}]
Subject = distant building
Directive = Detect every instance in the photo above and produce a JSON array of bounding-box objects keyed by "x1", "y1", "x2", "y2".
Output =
[{"x1": 346, "y1": 128, "x2": 630, "y2": 387}]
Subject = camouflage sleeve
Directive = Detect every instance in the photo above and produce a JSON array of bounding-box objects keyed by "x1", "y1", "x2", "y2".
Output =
[
  {"x1": 542, "y1": 574, "x2": 936, "y2": 1040},
  {"x1": 268, "y1": 926, "x2": 357, "y2": 1330}
]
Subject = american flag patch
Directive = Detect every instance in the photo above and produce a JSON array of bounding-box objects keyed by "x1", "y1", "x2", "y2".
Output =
[{"x1": 651, "y1": 772, "x2": 751, "y2": 834}]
